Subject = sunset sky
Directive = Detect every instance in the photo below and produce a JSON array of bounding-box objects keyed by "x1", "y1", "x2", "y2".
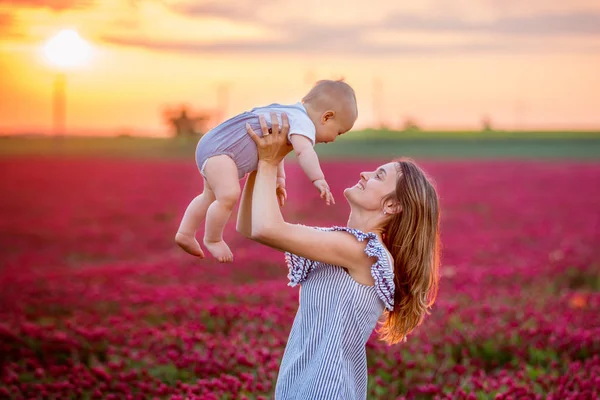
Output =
[{"x1": 1, "y1": 0, "x2": 599, "y2": 136}]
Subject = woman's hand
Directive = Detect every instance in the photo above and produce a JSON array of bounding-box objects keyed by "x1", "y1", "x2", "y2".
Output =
[{"x1": 246, "y1": 112, "x2": 293, "y2": 166}]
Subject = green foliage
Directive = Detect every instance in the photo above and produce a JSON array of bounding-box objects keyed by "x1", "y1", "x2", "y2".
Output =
[
  {"x1": 2, "y1": 132, "x2": 600, "y2": 160},
  {"x1": 563, "y1": 265, "x2": 600, "y2": 291},
  {"x1": 147, "y1": 363, "x2": 180, "y2": 385}
]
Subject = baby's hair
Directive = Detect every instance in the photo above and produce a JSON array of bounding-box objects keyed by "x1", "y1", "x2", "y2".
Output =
[
  {"x1": 302, "y1": 79, "x2": 356, "y2": 107},
  {"x1": 302, "y1": 79, "x2": 358, "y2": 127}
]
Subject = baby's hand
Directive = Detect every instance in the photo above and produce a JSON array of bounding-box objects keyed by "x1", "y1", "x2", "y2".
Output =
[
  {"x1": 276, "y1": 177, "x2": 287, "y2": 207},
  {"x1": 313, "y1": 179, "x2": 335, "y2": 205}
]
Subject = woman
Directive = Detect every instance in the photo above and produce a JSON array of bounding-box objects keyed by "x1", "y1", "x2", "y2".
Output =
[{"x1": 237, "y1": 113, "x2": 441, "y2": 399}]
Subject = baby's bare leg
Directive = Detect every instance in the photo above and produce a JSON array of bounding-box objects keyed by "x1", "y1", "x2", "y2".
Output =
[
  {"x1": 203, "y1": 155, "x2": 241, "y2": 263},
  {"x1": 175, "y1": 178, "x2": 216, "y2": 257}
]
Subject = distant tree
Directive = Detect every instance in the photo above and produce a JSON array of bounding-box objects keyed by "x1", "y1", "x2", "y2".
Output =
[
  {"x1": 163, "y1": 105, "x2": 212, "y2": 138},
  {"x1": 481, "y1": 115, "x2": 494, "y2": 132},
  {"x1": 402, "y1": 116, "x2": 421, "y2": 132},
  {"x1": 376, "y1": 121, "x2": 390, "y2": 130}
]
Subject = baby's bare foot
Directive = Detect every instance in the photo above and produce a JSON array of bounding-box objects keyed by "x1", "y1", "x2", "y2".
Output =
[
  {"x1": 175, "y1": 232, "x2": 205, "y2": 258},
  {"x1": 203, "y1": 238, "x2": 233, "y2": 263}
]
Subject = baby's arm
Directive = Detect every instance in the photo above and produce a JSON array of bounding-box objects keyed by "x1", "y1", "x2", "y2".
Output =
[
  {"x1": 289, "y1": 134, "x2": 324, "y2": 182},
  {"x1": 276, "y1": 160, "x2": 287, "y2": 207},
  {"x1": 289, "y1": 134, "x2": 334, "y2": 205},
  {"x1": 277, "y1": 159, "x2": 285, "y2": 179}
]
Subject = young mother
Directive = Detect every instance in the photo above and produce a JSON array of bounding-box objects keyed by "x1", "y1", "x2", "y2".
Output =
[{"x1": 237, "y1": 113, "x2": 441, "y2": 399}]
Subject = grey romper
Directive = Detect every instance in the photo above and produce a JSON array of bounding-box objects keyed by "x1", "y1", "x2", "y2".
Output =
[
  {"x1": 195, "y1": 102, "x2": 316, "y2": 179},
  {"x1": 276, "y1": 226, "x2": 396, "y2": 400}
]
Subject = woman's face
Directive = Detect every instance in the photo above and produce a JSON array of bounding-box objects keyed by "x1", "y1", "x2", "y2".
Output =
[{"x1": 344, "y1": 162, "x2": 400, "y2": 211}]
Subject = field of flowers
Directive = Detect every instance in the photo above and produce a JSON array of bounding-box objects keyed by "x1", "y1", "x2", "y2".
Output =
[{"x1": 0, "y1": 156, "x2": 599, "y2": 399}]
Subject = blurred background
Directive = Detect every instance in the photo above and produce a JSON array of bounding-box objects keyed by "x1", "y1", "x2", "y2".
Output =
[
  {"x1": 1, "y1": 1, "x2": 599, "y2": 399},
  {"x1": 1, "y1": 0, "x2": 600, "y2": 138}
]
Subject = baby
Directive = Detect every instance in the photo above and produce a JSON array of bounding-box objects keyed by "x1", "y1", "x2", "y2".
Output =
[{"x1": 175, "y1": 79, "x2": 358, "y2": 262}]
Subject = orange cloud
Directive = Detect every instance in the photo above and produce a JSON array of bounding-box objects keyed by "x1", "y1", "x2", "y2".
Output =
[
  {"x1": 0, "y1": 11, "x2": 24, "y2": 39},
  {"x1": 0, "y1": 0, "x2": 95, "y2": 12},
  {"x1": 0, "y1": 10, "x2": 13, "y2": 27},
  {"x1": 101, "y1": 10, "x2": 600, "y2": 56}
]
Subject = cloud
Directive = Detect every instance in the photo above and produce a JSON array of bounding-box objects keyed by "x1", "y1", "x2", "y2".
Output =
[
  {"x1": 0, "y1": 11, "x2": 24, "y2": 38},
  {"x1": 170, "y1": 1, "x2": 267, "y2": 23},
  {"x1": 101, "y1": 32, "x2": 598, "y2": 56},
  {"x1": 0, "y1": 11, "x2": 12, "y2": 26},
  {"x1": 170, "y1": 1, "x2": 600, "y2": 36},
  {"x1": 0, "y1": 0, "x2": 96, "y2": 12},
  {"x1": 102, "y1": 3, "x2": 600, "y2": 56},
  {"x1": 382, "y1": 11, "x2": 600, "y2": 36}
]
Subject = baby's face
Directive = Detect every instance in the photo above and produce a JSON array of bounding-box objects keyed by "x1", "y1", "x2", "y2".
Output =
[{"x1": 315, "y1": 111, "x2": 355, "y2": 144}]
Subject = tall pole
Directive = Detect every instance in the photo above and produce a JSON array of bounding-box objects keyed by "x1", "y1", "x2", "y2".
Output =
[
  {"x1": 514, "y1": 99, "x2": 526, "y2": 131},
  {"x1": 53, "y1": 72, "x2": 66, "y2": 137},
  {"x1": 372, "y1": 76, "x2": 383, "y2": 128}
]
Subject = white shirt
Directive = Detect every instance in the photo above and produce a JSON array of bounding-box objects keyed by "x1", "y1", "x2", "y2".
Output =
[{"x1": 250, "y1": 102, "x2": 316, "y2": 146}]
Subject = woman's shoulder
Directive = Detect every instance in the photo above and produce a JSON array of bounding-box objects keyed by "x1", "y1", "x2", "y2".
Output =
[
  {"x1": 331, "y1": 226, "x2": 396, "y2": 310},
  {"x1": 314, "y1": 226, "x2": 392, "y2": 260},
  {"x1": 285, "y1": 225, "x2": 396, "y2": 310},
  {"x1": 318, "y1": 225, "x2": 375, "y2": 241}
]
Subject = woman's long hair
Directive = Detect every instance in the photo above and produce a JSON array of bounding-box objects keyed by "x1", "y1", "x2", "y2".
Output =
[{"x1": 379, "y1": 159, "x2": 441, "y2": 344}]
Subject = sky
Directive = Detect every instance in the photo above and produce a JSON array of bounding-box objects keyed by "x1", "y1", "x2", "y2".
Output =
[{"x1": 1, "y1": 0, "x2": 599, "y2": 136}]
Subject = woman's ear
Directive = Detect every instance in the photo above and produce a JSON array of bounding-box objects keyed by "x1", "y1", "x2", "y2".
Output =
[{"x1": 384, "y1": 201, "x2": 402, "y2": 216}]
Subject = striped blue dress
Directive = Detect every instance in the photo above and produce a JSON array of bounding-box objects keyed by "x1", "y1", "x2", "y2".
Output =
[{"x1": 275, "y1": 226, "x2": 396, "y2": 400}]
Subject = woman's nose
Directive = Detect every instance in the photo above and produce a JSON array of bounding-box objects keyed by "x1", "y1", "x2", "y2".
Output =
[{"x1": 360, "y1": 171, "x2": 374, "y2": 180}]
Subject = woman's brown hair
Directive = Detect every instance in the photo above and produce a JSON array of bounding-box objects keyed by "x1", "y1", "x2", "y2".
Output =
[{"x1": 379, "y1": 159, "x2": 441, "y2": 344}]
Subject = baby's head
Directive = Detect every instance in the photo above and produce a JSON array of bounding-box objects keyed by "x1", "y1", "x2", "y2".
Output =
[{"x1": 302, "y1": 79, "x2": 358, "y2": 144}]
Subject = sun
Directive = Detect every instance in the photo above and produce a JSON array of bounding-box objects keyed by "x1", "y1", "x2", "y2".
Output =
[{"x1": 43, "y1": 29, "x2": 92, "y2": 69}]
